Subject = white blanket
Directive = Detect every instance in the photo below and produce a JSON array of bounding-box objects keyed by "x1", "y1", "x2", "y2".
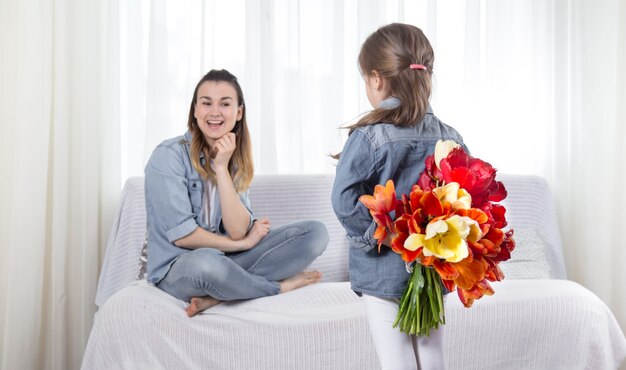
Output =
[
  {"x1": 85, "y1": 174, "x2": 626, "y2": 370},
  {"x1": 83, "y1": 279, "x2": 625, "y2": 370}
]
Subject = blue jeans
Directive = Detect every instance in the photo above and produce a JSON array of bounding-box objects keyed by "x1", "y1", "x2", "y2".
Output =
[{"x1": 157, "y1": 220, "x2": 328, "y2": 302}]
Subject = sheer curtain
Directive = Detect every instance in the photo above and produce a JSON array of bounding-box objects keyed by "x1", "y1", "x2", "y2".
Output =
[
  {"x1": 1, "y1": 1, "x2": 625, "y2": 369},
  {"x1": 0, "y1": 0, "x2": 119, "y2": 369},
  {"x1": 114, "y1": 0, "x2": 580, "y2": 179},
  {"x1": 119, "y1": 0, "x2": 359, "y2": 178},
  {"x1": 555, "y1": 0, "x2": 626, "y2": 344}
]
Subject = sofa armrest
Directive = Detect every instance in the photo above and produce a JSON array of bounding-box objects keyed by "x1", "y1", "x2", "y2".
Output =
[
  {"x1": 95, "y1": 177, "x2": 146, "y2": 308},
  {"x1": 500, "y1": 174, "x2": 566, "y2": 279}
]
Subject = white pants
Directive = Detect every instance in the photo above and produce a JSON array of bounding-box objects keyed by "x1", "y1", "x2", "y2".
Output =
[{"x1": 362, "y1": 294, "x2": 446, "y2": 370}]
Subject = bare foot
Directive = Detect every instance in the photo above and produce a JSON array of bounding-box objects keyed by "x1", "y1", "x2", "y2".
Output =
[
  {"x1": 279, "y1": 270, "x2": 322, "y2": 293},
  {"x1": 186, "y1": 296, "x2": 222, "y2": 317}
]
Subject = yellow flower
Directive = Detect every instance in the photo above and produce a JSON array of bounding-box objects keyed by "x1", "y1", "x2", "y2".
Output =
[
  {"x1": 434, "y1": 139, "x2": 461, "y2": 170},
  {"x1": 466, "y1": 218, "x2": 483, "y2": 243},
  {"x1": 404, "y1": 215, "x2": 476, "y2": 263},
  {"x1": 432, "y1": 182, "x2": 472, "y2": 210}
]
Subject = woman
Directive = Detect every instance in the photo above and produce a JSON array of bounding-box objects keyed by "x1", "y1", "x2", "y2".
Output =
[{"x1": 145, "y1": 69, "x2": 328, "y2": 317}]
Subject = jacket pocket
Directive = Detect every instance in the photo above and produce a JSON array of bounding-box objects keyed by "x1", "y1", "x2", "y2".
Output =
[{"x1": 188, "y1": 179, "x2": 203, "y2": 214}]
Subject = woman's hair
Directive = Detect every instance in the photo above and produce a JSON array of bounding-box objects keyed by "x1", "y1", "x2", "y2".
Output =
[
  {"x1": 187, "y1": 69, "x2": 253, "y2": 191},
  {"x1": 349, "y1": 23, "x2": 434, "y2": 134}
]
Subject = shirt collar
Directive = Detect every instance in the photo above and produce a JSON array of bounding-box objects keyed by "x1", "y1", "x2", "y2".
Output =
[
  {"x1": 184, "y1": 130, "x2": 207, "y2": 162},
  {"x1": 184, "y1": 130, "x2": 193, "y2": 143},
  {"x1": 378, "y1": 96, "x2": 401, "y2": 109},
  {"x1": 378, "y1": 96, "x2": 434, "y2": 114}
]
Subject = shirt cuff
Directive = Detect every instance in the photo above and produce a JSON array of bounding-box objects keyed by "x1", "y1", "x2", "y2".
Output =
[{"x1": 165, "y1": 218, "x2": 198, "y2": 243}]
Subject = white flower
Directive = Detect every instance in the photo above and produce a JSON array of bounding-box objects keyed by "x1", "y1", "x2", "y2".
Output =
[{"x1": 434, "y1": 140, "x2": 461, "y2": 170}]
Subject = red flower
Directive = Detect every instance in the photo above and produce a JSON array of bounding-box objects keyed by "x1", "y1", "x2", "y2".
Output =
[
  {"x1": 417, "y1": 156, "x2": 441, "y2": 192},
  {"x1": 390, "y1": 215, "x2": 420, "y2": 262}
]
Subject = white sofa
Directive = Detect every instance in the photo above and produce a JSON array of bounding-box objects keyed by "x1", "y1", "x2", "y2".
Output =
[{"x1": 82, "y1": 174, "x2": 626, "y2": 370}]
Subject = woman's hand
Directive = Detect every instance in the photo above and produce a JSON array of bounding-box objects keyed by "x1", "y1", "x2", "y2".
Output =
[
  {"x1": 212, "y1": 131, "x2": 250, "y2": 240},
  {"x1": 212, "y1": 132, "x2": 236, "y2": 171},
  {"x1": 241, "y1": 218, "x2": 271, "y2": 250}
]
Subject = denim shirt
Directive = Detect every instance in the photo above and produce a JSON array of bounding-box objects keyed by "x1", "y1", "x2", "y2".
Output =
[
  {"x1": 331, "y1": 105, "x2": 467, "y2": 298},
  {"x1": 144, "y1": 131, "x2": 254, "y2": 284}
]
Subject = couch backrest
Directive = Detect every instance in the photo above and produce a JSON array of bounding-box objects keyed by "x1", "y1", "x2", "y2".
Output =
[
  {"x1": 95, "y1": 173, "x2": 565, "y2": 309},
  {"x1": 247, "y1": 174, "x2": 349, "y2": 283}
]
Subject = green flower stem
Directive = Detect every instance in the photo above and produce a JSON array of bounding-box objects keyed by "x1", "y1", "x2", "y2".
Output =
[{"x1": 393, "y1": 264, "x2": 445, "y2": 336}]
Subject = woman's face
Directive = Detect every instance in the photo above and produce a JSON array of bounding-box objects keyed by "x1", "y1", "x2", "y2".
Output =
[{"x1": 194, "y1": 81, "x2": 243, "y2": 145}]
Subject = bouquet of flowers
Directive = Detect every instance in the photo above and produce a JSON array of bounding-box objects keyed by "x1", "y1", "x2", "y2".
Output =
[{"x1": 359, "y1": 140, "x2": 515, "y2": 336}]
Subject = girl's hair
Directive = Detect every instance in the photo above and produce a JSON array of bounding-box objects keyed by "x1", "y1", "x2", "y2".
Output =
[
  {"x1": 348, "y1": 23, "x2": 434, "y2": 135},
  {"x1": 187, "y1": 69, "x2": 254, "y2": 191}
]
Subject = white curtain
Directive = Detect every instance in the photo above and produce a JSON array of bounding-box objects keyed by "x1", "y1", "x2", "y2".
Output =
[
  {"x1": 0, "y1": 0, "x2": 119, "y2": 369},
  {"x1": 1, "y1": 1, "x2": 625, "y2": 369},
  {"x1": 119, "y1": 0, "x2": 359, "y2": 178},
  {"x1": 555, "y1": 0, "x2": 626, "y2": 344}
]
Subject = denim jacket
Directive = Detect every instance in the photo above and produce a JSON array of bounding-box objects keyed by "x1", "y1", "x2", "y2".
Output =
[
  {"x1": 331, "y1": 105, "x2": 467, "y2": 298},
  {"x1": 144, "y1": 131, "x2": 254, "y2": 284}
]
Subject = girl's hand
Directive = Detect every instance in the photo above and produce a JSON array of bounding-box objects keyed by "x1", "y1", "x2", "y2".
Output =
[
  {"x1": 241, "y1": 218, "x2": 270, "y2": 250},
  {"x1": 212, "y1": 132, "x2": 236, "y2": 170},
  {"x1": 382, "y1": 232, "x2": 396, "y2": 248}
]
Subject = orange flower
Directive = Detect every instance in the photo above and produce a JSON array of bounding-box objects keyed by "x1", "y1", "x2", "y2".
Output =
[
  {"x1": 452, "y1": 255, "x2": 488, "y2": 290},
  {"x1": 359, "y1": 180, "x2": 398, "y2": 251},
  {"x1": 432, "y1": 259, "x2": 459, "y2": 281},
  {"x1": 457, "y1": 279, "x2": 495, "y2": 308},
  {"x1": 359, "y1": 180, "x2": 396, "y2": 224}
]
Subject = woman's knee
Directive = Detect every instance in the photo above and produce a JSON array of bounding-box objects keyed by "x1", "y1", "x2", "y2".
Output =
[
  {"x1": 174, "y1": 249, "x2": 229, "y2": 282},
  {"x1": 302, "y1": 220, "x2": 329, "y2": 257}
]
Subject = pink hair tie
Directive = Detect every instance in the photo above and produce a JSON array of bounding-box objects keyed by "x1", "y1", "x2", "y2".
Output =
[{"x1": 410, "y1": 64, "x2": 427, "y2": 70}]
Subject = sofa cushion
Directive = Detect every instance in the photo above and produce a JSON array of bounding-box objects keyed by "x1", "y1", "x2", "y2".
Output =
[{"x1": 499, "y1": 227, "x2": 551, "y2": 279}]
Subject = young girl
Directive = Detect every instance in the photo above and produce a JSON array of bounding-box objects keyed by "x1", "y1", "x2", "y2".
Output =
[
  {"x1": 331, "y1": 24, "x2": 468, "y2": 370},
  {"x1": 145, "y1": 69, "x2": 329, "y2": 317}
]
